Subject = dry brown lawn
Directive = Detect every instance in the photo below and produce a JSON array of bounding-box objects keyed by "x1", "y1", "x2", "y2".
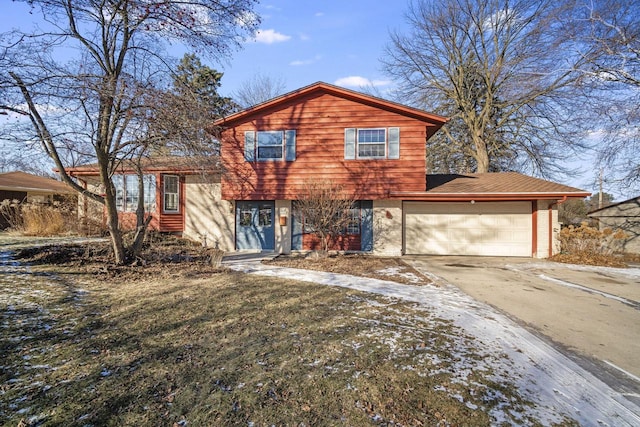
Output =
[
  {"x1": 0, "y1": 236, "x2": 578, "y2": 426},
  {"x1": 264, "y1": 253, "x2": 435, "y2": 286}
]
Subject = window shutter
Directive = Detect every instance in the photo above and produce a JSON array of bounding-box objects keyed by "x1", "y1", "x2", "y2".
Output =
[
  {"x1": 388, "y1": 127, "x2": 400, "y2": 159},
  {"x1": 344, "y1": 128, "x2": 356, "y2": 159},
  {"x1": 285, "y1": 130, "x2": 296, "y2": 161},
  {"x1": 244, "y1": 131, "x2": 256, "y2": 162}
]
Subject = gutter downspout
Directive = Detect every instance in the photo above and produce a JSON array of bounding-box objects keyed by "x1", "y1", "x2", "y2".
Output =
[{"x1": 549, "y1": 196, "x2": 568, "y2": 257}]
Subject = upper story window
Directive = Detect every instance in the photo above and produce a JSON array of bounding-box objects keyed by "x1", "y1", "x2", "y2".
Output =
[
  {"x1": 113, "y1": 174, "x2": 156, "y2": 213},
  {"x1": 245, "y1": 130, "x2": 296, "y2": 162},
  {"x1": 357, "y1": 129, "x2": 386, "y2": 158},
  {"x1": 345, "y1": 127, "x2": 400, "y2": 160},
  {"x1": 163, "y1": 175, "x2": 179, "y2": 213},
  {"x1": 257, "y1": 131, "x2": 284, "y2": 160}
]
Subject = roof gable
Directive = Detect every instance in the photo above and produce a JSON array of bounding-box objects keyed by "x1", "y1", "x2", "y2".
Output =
[{"x1": 214, "y1": 81, "x2": 449, "y2": 128}]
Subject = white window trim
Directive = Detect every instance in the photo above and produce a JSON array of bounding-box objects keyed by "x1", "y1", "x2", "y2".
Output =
[
  {"x1": 256, "y1": 130, "x2": 285, "y2": 161},
  {"x1": 356, "y1": 128, "x2": 387, "y2": 159},
  {"x1": 163, "y1": 174, "x2": 180, "y2": 213}
]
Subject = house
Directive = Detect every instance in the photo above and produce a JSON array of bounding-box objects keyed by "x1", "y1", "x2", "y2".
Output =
[
  {"x1": 588, "y1": 196, "x2": 640, "y2": 253},
  {"x1": 68, "y1": 82, "x2": 590, "y2": 257},
  {"x1": 0, "y1": 171, "x2": 74, "y2": 229},
  {"x1": 66, "y1": 157, "x2": 228, "y2": 241}
]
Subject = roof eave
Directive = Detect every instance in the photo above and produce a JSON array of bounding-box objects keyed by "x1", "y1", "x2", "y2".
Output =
[
  {"x1": 390, "y1": 192, "x2": 591, "y2": 201},
  {"x1": 0, "y1": 185, "x2": 72, "y2": 194}
]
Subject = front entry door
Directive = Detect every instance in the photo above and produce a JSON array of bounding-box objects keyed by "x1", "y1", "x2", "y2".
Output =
[{"x1": 236, "y1": 201, "x2": 275, "y2": 251}]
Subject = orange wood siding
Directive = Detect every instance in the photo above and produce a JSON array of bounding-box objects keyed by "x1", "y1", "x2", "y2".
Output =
[
  {"x1": 221, "y1": 91, "x2": 436, "y2": 200},
  {"x1": 117, "y1": 173, "x2": 185, "y2": 233},
  {"x1": 117, "y1": 212, "x2": 160, "y2": 231}
]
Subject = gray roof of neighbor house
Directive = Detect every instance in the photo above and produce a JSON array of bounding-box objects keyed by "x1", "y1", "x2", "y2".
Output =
[
  {"x1": 587, "y1": 195, "x2": 640, "y2": 216},
  {"x1": 391, "y1": 172, "x2": 590, "y2": 201},
  {"x1": 0, "y1": 171, "x2": 73, "y2": 194}
]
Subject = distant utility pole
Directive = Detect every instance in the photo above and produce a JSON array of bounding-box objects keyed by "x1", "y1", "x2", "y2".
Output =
[{"x1": 598, "y1": 168, "x2": 603, "y2": 209}]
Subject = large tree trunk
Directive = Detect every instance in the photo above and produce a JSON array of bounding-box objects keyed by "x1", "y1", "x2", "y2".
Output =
[
  {"x1": 130, "y1": 170, "x2": 152, "y2": 258},
  {"x1": 472, "y1": 132, "x2": 490, "y2": 173},
  {"x1": 99, "y1": 157, "x2": 127, "y2": 265}
]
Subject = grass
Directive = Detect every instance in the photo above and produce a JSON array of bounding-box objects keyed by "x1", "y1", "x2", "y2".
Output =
[{"x1": 0, "y1": 239, "x2": 578, "y2": 426}]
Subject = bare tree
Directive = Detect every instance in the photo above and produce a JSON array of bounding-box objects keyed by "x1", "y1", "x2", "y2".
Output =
[
  {"x1": 571, "y1": 0, "x2": 640, "y2": 191},
  {"x1": 232, "y1": 72, "x2": 287, "y2": 108},
  {"x1": 0, "y1": 0, "x2": 258, "y2": 264},
  {"x1": 383, "y1": 0, "x2": 589, "y2": 175},
  {"x1": 294, "y1": 180, "x2": 356, "y2": 254}
]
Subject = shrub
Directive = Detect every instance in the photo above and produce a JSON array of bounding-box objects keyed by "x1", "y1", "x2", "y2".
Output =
[
  {"x1": 0, "y1": 197, "x2": 78, "y2": 236},
  {"x1": 558, "y1": 222, "x2": 628, "y2": 257},
  {"x1": 0, "y1": 199, "x2": 24, "y2": 231}
]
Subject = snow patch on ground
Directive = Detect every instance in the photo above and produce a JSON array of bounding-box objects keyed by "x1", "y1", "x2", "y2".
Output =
[
  {"x1": 226, "y1": 260, "x2": 640, "y2": 427},
  {"x1": 375, "y1": 266, "x2": 423, "y2": 283}
]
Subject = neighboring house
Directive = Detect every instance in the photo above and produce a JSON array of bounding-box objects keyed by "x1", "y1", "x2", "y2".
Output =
[
  {"x1": 68, "y1": 82, "x2": 590, "y2": 257},
  {"x1": 588, "y1": 196, "x2": 640, "y2": 253},
  {"x1": 0, "y1": 171, "x2": 74, "y2": 229}
]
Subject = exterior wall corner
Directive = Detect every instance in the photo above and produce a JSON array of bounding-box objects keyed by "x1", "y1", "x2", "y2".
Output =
[
  {"x1": 183, "y1": 175, "x2": 235, "y2": 251},
  {"x1": 372, "y1": 200, "x2": 403, "y2": 256}
]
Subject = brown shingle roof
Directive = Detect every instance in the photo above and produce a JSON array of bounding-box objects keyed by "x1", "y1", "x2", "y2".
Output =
[
  {"x1": 0, "y1": 171, "x2": 73, "y2": 194},
  {"x1": 65, "y1": 156, "x2": 219, "y2": 176},
  {"x1": 391, "y1": 172, "x2": 590, "y2": 201}
]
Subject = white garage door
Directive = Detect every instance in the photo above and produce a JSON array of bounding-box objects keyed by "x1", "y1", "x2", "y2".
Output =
[{"x1": 404, "y1": 202, "x2": 532, "y2": 256}]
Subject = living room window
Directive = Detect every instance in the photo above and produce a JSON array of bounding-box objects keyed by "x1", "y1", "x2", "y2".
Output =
[{"x1": 113, "y1": 174, "x2": 156, "y2": 213}]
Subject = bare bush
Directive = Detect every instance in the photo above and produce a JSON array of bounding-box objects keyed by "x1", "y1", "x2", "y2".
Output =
[
  {"x1": 558, "y1": 222, "x2": 628, "y2": 257},
  {"x1": 0, "y1": 199, "x2": 24, "y2": 231},
  {"x1": 294, "y1": 181, "x2": 356, "y2": 254},
  {"x1": 0, "y1": 197, "x2": 77, "y2": 236}
]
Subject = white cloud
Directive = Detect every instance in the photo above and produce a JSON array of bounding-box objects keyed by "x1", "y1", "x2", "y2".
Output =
[
  {"x1": 315, "y1": 12, "x2": 324, "y2": 17},
  {"x1": 290, "y1": 55, "x2": 322, "y2": 66},
  {"x1": 254, "y1": 29, "x2": 291, "y2": 44},
  {"x1": 334, "y1": 76, "x2": 392, "y2": 88}
]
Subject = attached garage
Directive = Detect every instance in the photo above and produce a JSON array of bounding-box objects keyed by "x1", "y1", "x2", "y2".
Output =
[{"x1": 404, "y1": 201, "x2": 533, "y2": 256}]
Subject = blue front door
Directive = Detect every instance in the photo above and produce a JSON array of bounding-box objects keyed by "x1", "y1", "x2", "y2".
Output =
[{"x1": 236, "y1": 201, "x2": 275, "y2": 250}]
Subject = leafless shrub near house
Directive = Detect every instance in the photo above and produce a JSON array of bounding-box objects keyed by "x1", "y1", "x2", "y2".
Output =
[
  {"x1": 294, "y1": 180, "x2": 356, "y2": 255},
  {"x1": 558, "y1": 222, "x2": 628, "y2": 262},
  {"x1": 1, "y1": 196, "x2": 77, "y2": 236},
  {"x1": 0, "y1": 199, "x2": 23, "y2": 231}
]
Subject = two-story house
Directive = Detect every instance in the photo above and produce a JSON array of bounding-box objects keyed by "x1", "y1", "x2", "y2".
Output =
[{"x1": 69, "y1": 82, "x2": 589, "y2": 257}]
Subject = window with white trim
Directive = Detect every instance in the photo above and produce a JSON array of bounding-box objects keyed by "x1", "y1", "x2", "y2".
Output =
[
  {"x1": 344, "y1": 127, "x2": 400, "y2": 160},
  {"x1": 163, "y1": 175, "x2": 179, "y2": 213},
  {"x1": 257, "y1": 131, "x2": 283, "y2": 160},
  {"x1": 357, "y1": 128, "x2": 386, "y2": 158},
  {"x1": 244, "y1": 130, "x2": 296, "y2": 162},
  {"x1": 113, "y1": 174, "x2": 156, "y2": 213}
]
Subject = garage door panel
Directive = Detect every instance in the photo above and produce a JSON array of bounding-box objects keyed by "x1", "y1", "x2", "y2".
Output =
[{"x1": 404, "y1": 202, "x2": 532, "y2": 257}]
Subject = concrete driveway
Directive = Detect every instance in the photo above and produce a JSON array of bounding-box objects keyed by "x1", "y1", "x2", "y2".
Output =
[{"x1": 405, "y1": 256, "x2": 640, "y2": 404}]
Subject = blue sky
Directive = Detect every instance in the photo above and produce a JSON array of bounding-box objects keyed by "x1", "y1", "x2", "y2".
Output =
[
  {"x1": 0, "y1": 0, "x2": 620, "y2": 198},
  {"x1": 218, "y1": 1, "x2": 407, "y2": 96},
  {"x1": 0, "y1": 0, "x2": 408, "y2": 94}
]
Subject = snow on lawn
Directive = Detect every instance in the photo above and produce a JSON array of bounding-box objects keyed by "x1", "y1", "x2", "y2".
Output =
[{"x1": 226, "y1": 260, "x2": 640, "y2": 427}]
